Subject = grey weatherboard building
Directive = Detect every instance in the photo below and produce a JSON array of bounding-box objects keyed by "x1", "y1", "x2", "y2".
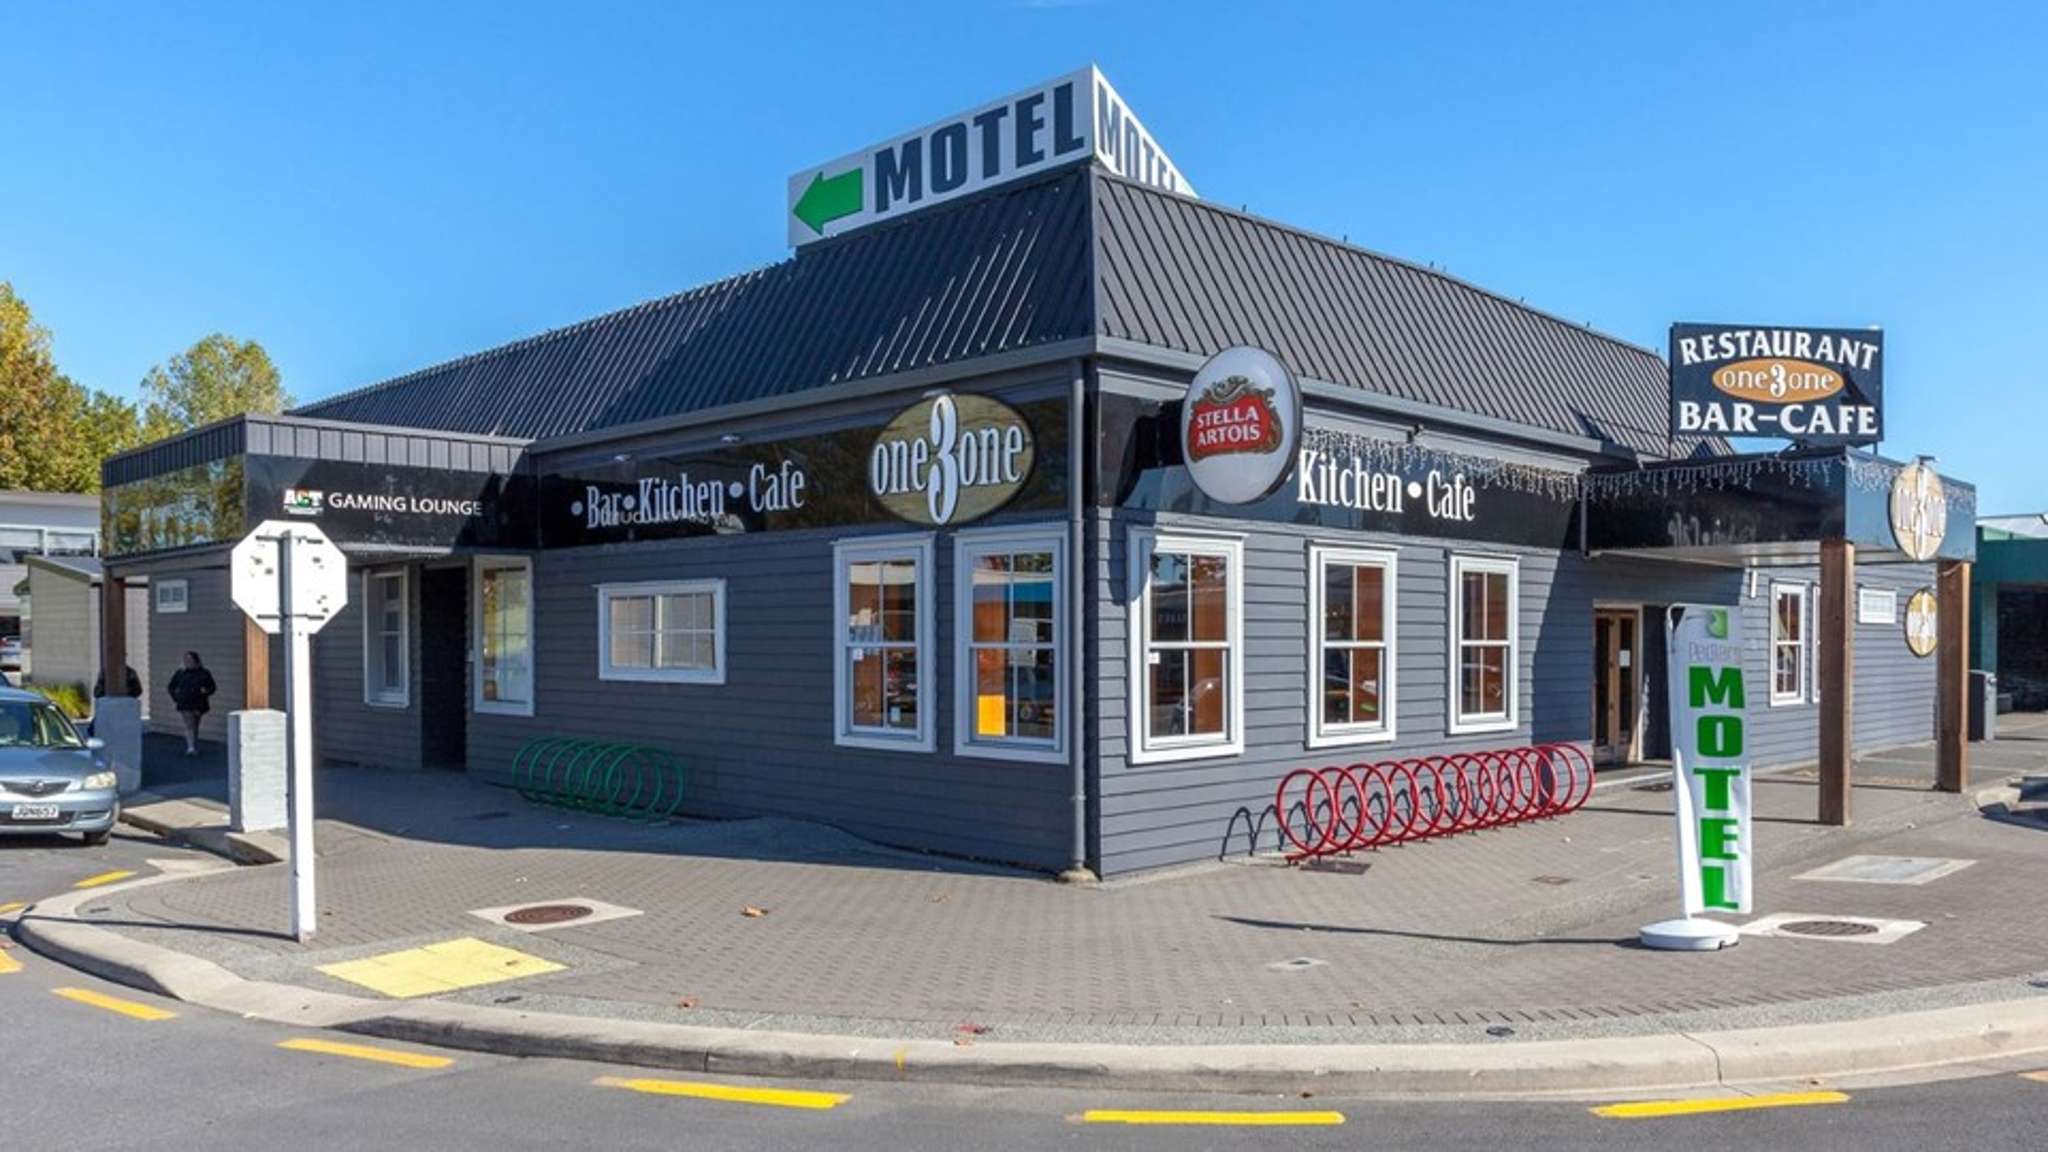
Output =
[{"x1": 94, "y1": 162, "x2": 1975, "y2": 877}]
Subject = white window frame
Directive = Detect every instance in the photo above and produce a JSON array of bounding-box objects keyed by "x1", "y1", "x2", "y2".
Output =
[
  {"x1": 1447, "y1": 553, "x2": 1520, "y2": 736},
  {"x1": 154, "y1": 578, "x2": 189, "y2": 615},
  {"x1": 1126, "y1": 528, "x2": 1245, "y2": 765},
  {"x1": 833, "y1": 533, "x2": 935, "y2": 753},
  {"x1": 1308, "y1": 544, "x2": 1398, "y2": 749},
  {"x1": 953, "y1": 527, "x2": 1066, "y2": 763},
  {"x1": 1771, "y1": 581, "x2": 1810, "y2": 708},
  {"x1": 1858, "y1": 586, "x2": 1897, "y2": 627},
  {"x1": 361, "y1": 568, "x2": 410, "y2": 708},
  {"x1": 473, "y1": 555, "x2": 535, "y2": 717},
  {"x1": 595, "y1": 579, "x2": 727, "y2": 685}
]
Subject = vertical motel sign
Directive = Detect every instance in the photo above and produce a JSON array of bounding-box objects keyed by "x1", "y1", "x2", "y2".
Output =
[{"x1": 1644, "y1": 604, "x2": 1751, "y2": 951}]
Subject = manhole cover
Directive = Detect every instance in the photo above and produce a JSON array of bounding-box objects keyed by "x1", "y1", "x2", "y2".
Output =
[
  {"x1": 1778, "y1": 919, "x2": 1881, "y2": 938},
  {"x1": 503, "y1": 903, "x2": 594, "y2": 926},
  {"x1": 1633, "y1": 781, "x2": 1673, "y2": 793}
]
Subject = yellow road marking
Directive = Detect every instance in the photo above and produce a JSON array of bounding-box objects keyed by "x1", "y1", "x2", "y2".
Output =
[
  {"x1": 74, "y1": 870, "x2": 136, "y2": 889},
  {"x1": 0, "y1": 901, "x2": 26, "y2": 916},
  {"x1": 1081, "y1": 1110, "x2": 1346, "y2": 1127},
  {"x1": 2020, "y1": 1071, "x2": 2048, "y2": 1084},
  {"x1": 1591, "y1": 1091, "x2": 1850, "y2": 1119},
  {"x1": 52, "y1": 986, "x2": 177, "y2": 1021},
  {"x1": 595, "y1": 1076, "x2": 850, "y2": 1110},
  {"x1": 277, "y1": 1037, "x2": 454, "y2": 1069},
  {"x1": 316, "y1": 937, "x2": 565, "y2": 998},
  {"x1": 0, "y1": 950, "x2": 21, "y2": 975}
]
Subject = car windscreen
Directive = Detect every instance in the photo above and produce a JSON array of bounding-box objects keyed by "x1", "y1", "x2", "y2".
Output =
[{"x1": 0, "y1": 701, "x2": 85, "y2": 749}]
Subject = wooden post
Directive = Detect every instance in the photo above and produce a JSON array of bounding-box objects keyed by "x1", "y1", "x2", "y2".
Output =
[
  {"x1": 99, "y1": 575, "x2": 129, "y2": 695},
  {"x1": 1936, "y1": 560, "x2": 1971, "y2": 792},
  {"x1": 1818, "y1": 539, "x2": 1854, "y2": 826},
  {"x1": 244, "y1": 613, "x2": 272, "y2": 710}
]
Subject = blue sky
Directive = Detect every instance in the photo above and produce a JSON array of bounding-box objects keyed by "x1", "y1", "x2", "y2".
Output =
[{"x1": 6, "y1": 2, "x2": 2043, "y2": 510}]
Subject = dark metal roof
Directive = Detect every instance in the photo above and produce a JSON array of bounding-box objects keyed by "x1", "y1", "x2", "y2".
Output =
[
  {"x1": 293, "y1": 169, "x2": 1097, "y2": 440},
  {"x1": 1092, "y1": 172, "x2": 1705, "y2": 458}
]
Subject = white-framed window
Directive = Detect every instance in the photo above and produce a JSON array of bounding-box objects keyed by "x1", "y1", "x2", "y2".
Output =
[
  {"x1": 1309, "y1": 544, "x2": 1397, "y2": 748},
  {"x1": 361, "y1": 568, "x2": 409, "y2": 708},
  {"x1": 474, "y1": 556, "x2": 534, "y2": 716},
  {"x1": 1448, "y1": 554, "x2": 1519, "y2": 735},
  {"x1": 954, "y1": 528, "x2": 1065, "y2": 762},
  {"x1": 597, "y1": 579, "x2": 725, "y2": 684},
  {"x1": 833, "y1": 534, "x2": 934, "y2": 752},
  {"x1": 154, "y1": 578, "x2": 189, "y2": 615},
  {"x1": 1127, "y1": 529, "x2": 1244, "y2": 764},
  {"x1": 1771, "y1": 582, "x2": 1809, "y2": 707},
  {"x1": 1858, "y1": 586, "x2": 1897, "y2": 626}
]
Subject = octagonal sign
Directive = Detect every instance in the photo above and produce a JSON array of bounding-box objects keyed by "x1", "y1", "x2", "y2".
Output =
[{"x1": 230, "y1": 519, "x2": 348, "y2": 634}]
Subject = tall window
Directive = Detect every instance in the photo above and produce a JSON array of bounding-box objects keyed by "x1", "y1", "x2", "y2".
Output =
[
  {"x1": 362, "y1": 568, "x2": 408, "y2": 707},
  {"x1": 598, "y1": 580, "x2": 725, "y2": 684},
  {"x1": 1772, "y1": 583, "x2": 1808, "y2": 706},
  {"x1": 474, "y1": 557, "x2": 533, "y2": 716},
  {"x1": 955, "y1": 530, "x2": 1064, "y2": 760},
  {"x1": 1449, "y1": 554, "x2": 1518, "y2": 734},
  {"x1": 1129, "y1": 530, "x2": 1243, "y2": 763},
  {"x1": 1310, "y1": 545, "x2": 1396, "y2": 747},
  {"x1": 834, "y1": 535, "x2": 933, "y2": 751}
]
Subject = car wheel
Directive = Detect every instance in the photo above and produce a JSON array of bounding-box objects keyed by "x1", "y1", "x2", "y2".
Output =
[{"x1": 79, "y1": 830, "x2": 110, "y2": 847}]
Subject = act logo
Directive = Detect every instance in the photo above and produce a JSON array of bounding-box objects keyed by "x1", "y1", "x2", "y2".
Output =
[{"x1": 282, "y1": 488, "x2": 325, "y2": 516}]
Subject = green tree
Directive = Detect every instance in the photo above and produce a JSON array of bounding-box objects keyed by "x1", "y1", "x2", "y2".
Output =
[
  {"x1": 140, "y1": 333, "x2": 291, "y2": 440},
  {"x1": 0, "y1": 281, "x2": 140, "y2": 492}
]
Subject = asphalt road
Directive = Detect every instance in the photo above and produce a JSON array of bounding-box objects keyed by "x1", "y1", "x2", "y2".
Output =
[{"x1": 5, "y1": 831, "x2": 2047, "y2": 1151}]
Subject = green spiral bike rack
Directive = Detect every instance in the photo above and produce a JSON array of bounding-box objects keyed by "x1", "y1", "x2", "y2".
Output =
[{"x1": 511, "y1": 737, "x2": 686, "y2": 822}]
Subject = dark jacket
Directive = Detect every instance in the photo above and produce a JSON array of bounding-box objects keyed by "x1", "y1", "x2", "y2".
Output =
[
  {"x1": 94, "y1": 665, "x2": 143, "y2": 699},
  {"x1": 168, "y1": 666, "x2": 217, "y2": 714}
]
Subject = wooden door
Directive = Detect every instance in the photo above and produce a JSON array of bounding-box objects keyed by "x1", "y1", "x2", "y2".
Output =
[{"x1": 1593, "y1": 608, "x2": 1640, "y2": 765}]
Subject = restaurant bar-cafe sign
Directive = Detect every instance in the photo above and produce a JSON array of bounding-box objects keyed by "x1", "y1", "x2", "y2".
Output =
[
  {"x1": 869, "y1": 392, "x2": 1036, "y2": 527},
  {"x1": 1669, "y1": 323, "x2": 1884, "y2": 446}
]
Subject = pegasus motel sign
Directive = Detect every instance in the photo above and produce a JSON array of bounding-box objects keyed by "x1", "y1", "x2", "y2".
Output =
[{"x1": 786, "y1": 66, "x2": 1193, "y2": 248}]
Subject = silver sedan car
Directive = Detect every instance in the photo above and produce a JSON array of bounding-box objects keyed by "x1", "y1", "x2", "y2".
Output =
[{"x1": 0, "y1": 686, "x2": 118, "y2": 846}]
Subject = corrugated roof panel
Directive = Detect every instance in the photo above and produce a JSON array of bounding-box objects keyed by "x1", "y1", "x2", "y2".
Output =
[
  {"x1": 294, "y1": 172, "x2": 1096, "y2": 440},
  {"x1": 1090, "y1": 172, "x2": 1701, "y2": 457}
]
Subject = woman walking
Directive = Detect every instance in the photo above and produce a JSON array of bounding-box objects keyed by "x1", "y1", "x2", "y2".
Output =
[{"x1": 167, "y1": 650, "x2": 217, "y2": 756}]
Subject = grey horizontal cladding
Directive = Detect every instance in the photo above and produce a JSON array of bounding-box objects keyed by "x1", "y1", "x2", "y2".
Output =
[
  {"x1": 291, "y1": 171, "x2": 1096, "y2": 443},
  {"x1": 309, "y1": 564, "x2": 424, "y2": 772},
  {"x1": 1091, "y1": 507, "x2": 1590, "y2": 877},
  {"x1": 462, "y1": 520, "x2": 1075, "y2": 871},
  {"x1": 1090, "y1": 171, "x2": 1708, "y2": 461}
]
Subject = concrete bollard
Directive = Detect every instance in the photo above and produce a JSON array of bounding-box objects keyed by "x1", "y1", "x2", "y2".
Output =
[
  {"x1": 228, "y1": 709, "x2": 288, "y2": 833},
  {"x1": 92, "y1": 696, "x2": 145, "y2": 795}
]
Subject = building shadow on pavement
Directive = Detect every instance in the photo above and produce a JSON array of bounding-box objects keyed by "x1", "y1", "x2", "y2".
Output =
[{"x1": 1214, "y1": 914, "x2": 1640, "y2": 950}]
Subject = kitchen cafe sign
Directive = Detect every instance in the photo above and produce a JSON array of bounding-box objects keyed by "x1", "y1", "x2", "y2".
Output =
[{"x1": 1669, "y1": 323, "x2": 1885, "y2": 446}]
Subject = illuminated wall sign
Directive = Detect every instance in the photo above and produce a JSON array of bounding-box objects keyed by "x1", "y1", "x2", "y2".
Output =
[
  {"x1": 869, "y1": 393, "x2": 1036, "y2": 527},
  {"x1": 1296, "y1": 450, "x2": 1479, "y2": 524},
  {"x1": 786, "y1": 67, "x2": 1193, "y2": 248},
  {"x1": 1889, "y1": 460, "x2": 1948, "y2": 560},
  {"x1": 1669, "y1": 323, "x2": 1883, "y2": 446},
  {"x1": 1180, "y1": 346, "x2": 1302, "y2": 505}
]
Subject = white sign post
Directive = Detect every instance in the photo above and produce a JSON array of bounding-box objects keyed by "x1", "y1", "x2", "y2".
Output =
[
  {"x1": 1641, "y1": 603, "x2": 1750, "y2": 952},
  {"x1": 230, "y1": 520, "x2": 346, "y2": 942}
]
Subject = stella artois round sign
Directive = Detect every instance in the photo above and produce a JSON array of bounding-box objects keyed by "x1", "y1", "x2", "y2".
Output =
[{"x1": 1181, "y1": 346, "x2": 1302, "y2": 504}]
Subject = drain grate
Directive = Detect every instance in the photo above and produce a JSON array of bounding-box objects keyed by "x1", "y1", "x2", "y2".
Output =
[
  {"x1": 503, "y1": 903, "x2": 595, "y2": 926},
  {"x1": 1531, "y1": 875, "x2": 1574, "y2": 886},
  {"x1": 1777, "y1": 919, "x2": 1882, "y2": 938}
]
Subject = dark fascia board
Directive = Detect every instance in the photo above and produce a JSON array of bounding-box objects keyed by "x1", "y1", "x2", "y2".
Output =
[
  {"x1": 100, "y1": 413, "x2": 248, "y2": 472},
  {"x1": 247, "y1": 411, "x2": 533, "y2": 450},
  {"x1": 1092, "y1": 337, "x2": 1629, "y2": 462}
]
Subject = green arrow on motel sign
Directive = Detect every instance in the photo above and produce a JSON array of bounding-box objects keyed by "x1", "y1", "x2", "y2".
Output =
[{"x1": 792, "y1": 168, "x2": 863, "y2": 236}]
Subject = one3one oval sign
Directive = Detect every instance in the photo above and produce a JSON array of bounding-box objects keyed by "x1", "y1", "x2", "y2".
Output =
[{"x1": 868, "y1": 393, "x2": 1036, "y2": 527}]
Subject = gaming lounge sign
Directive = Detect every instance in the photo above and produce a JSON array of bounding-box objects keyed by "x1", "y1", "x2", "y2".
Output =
[{"x1": 1669, "y1": 323, "x2": 1884, "y2": 446}]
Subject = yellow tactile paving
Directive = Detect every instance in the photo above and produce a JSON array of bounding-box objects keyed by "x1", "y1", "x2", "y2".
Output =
[
  {"x1": 1591, "y1": 1091, "x2": 1849, "y2": 1119},
  {"x1": 315, "y1": 937, "x2": 565, "y2": 998}
]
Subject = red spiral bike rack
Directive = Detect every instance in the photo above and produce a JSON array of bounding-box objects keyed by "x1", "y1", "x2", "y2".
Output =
[{"x1": 1275, "y1": 743, "x2": 1594, "y2": 861}]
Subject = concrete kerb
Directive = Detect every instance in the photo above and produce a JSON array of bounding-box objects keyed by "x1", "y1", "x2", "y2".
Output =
[{"x1": 15, "y1": 867, "x2": 2048, "y2": 1099}]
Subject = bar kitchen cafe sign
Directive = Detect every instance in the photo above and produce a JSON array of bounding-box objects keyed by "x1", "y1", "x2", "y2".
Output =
[{"x1": 1670, "y1": 323, "x2": 1884, "y2": 447}]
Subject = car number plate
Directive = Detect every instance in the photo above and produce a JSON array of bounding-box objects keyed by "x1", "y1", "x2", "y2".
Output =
[{"x1": 9, "y1": 804, "x2": 61, "y2": 821}]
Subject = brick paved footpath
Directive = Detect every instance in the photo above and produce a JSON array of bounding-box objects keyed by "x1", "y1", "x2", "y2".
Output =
[{"x1": 82, "y1": 737, "x2": 2048, "y2": 1046}]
